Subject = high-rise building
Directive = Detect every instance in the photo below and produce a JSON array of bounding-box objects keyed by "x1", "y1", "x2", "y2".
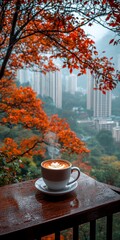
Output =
[
  {"x1": 86, "y1": 70, "x2": 94, "y2": 110},
  {"x1": 17, "y1": 67, "x2": 62, "y2": 109},
  {"x1": 93, "y1": 88, "x2": 112, "y2": 118},
  {"x1": 112, "y1": 123, "x2": 120, "y2": 142},
  {"x1": 64, "y1": 74, "x2": 77, "y2": 94},
  {"x1": 87, "y1": 70, "x2": 112, "y2": 119},
  {"x1": 31, "y1": 69, "x2": 41, "y2": 95},
  {"x1": 17, "y1": 68, "x2": 32, "y2": 85},
  {"x1": 45, "y1": 70, "x2": 62, "y2": 109}
]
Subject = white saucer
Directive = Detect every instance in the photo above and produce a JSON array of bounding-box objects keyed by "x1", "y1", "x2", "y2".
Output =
[{"x1": 35, "y1": 177, "x2": 78, "y2": 196}]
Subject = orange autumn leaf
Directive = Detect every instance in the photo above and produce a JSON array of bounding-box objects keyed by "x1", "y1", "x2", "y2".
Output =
[
  {"x1": 41, "y1": 234, "x2": 64, "y2": 240},
  {"x1": 0, "y1": 77, "x2": 89, "y2": 163},
  {"x1": 0, "y1": 0, "x2": 119, "y2": 171},
  {"x1": 0, "y1": 1, "x2": 119, "y2": 90}
]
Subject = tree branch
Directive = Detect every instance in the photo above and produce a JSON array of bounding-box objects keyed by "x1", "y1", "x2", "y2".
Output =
[{"x1": 0, "y1": 0, "x2": 20, "y2": 79}]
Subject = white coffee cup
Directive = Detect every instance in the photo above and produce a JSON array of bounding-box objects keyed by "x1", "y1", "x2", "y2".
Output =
[{"x1": 41, "y1": 159, "x2": 80, "y2": 191}]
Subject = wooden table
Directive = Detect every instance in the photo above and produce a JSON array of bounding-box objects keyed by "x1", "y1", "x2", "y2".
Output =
[{"x1": 0, "y1": 172, "x2": 120, "y2": 240}]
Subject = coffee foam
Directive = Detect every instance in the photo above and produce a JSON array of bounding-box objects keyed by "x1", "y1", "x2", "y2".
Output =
[
  {"x1": 43, "y1": 160, "x2": 70, "y2": 169},
  {"x1": 48, "y1": 162, "x2": 65, "y2": 169}
]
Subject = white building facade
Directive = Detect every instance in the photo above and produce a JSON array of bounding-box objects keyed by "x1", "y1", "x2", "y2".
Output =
[
  {"x1": 65, "y1": 74, "x2": 77, "y2": 94},
  {"x1": 112, "y1": 124, "x2": 120, "y2": 142},
  {"x1": 87, "y1": 70, "x2": 112, "y2": 119},
  {"x1": 17, "y1": 68, "x2": 62, "y2": 109}
]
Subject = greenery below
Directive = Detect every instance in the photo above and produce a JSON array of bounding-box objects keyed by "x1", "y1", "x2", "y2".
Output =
[
  {"x1": 1, "y1": 91, "x2": 120, "y2": 187},
  {"x1": 42, "y1": 91, "x2": 120, "y2": 188},
  {"x1": 0, "y1": 91, "x2": 120, "y2": 240}
]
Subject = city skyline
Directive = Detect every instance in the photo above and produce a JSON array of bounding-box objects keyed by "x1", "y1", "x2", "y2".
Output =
[{"x1": 17, "y1": 67, "x2": 62, "y2": 109}]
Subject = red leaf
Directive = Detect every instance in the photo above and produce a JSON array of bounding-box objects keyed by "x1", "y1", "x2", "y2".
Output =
[
  {"x1": 109, "y1": 39, "x2": 114, "y2": 44},
  {"x1": 102, "y1": 90, "x2": 106, "y2": 94},
  {"x1": 62, "y1": 64, "x2": 66, "y2": 68},
  {"x1": 94, "y1": 1, "x2": 98, "y2": 5},
  {"x1": 102, "y1": 0, "x2": 106, "y2": 4},
  {"x1": 94, "y1": 51, "x2": 98, "y2": 55},
  {"x1": 106, "y1": 14, "x2": 111, "y2": 21},
  {"x1": 88, "y1": 23, "x2": 93, "y2": 26}
]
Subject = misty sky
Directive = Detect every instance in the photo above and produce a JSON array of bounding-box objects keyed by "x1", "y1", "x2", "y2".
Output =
[{"x1": 83, "y1": 23, "x2": 109, "y2": 42}]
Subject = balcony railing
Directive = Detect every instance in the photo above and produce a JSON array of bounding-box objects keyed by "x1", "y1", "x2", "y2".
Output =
[{"x1": 0, "y1": 172, "x2": 120, "y2": 240}]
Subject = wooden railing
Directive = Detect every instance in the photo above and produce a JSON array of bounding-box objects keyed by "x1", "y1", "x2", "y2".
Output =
[{"x1": 0, "y1": 172, "x2": 120, "y2": 240}]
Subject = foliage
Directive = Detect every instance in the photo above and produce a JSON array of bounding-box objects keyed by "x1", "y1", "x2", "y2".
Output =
[
  {"x1": 0, "y1": 78, "x2": 89, "y2": 155},
  {"x1": 113, "y1": 213, "x2": 120, "y2": 240},
  {"x1": 0, "y1": 155, "x2": 22, "y2": 186},
  {"x1": 0, "y1": 1, "x2": 120, "y2": 90},
  {"x1": 58, "y1": 213, "x2": 120, "y2": 240},
  {"x1": 0, "y1": 77, "x2": 89, "y2": 186},
  {"x1": 96, "y1": 129, "x2": 115, "y2": 155},
  {"x1": 91, "y1": 155, "x2": 120, "y2": 187},
  {"x1": 41, "y1": 233, "x2": 64, "y2": 240},
  {"x1": 39, "y1": 95, "x2": 58, "y2": 116},
  {"x1": 0, "y1": 0, "x2": 120, "y2": 185},
  {"x1": 0, "y1": 2, "x2": 120, "y2": 238},
  {"x1": 62, "y1": 92, "x2": 86, "y2": 110}
]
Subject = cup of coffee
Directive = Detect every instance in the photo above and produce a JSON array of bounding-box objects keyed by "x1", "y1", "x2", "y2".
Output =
[{"x1": 41, "y1": 159, "x2": 80, "y2": 191}]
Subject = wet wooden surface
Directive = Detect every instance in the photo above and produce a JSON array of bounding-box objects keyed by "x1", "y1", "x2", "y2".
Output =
[{"x1": 0, "y1": 172, "x2": 120, "y2": 239}]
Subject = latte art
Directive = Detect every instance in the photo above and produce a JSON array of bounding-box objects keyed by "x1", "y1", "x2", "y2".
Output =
[
  {"x1": 48, "y1": 162, "x2": 66, "y2": 169},
  {"x1": 42, "y1": 160, "x2": 70, "y2": 169}
]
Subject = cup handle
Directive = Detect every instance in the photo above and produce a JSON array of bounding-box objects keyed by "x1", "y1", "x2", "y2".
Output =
[{"x1": 67, "y1": 167, "x2": 80, "y2": 186}]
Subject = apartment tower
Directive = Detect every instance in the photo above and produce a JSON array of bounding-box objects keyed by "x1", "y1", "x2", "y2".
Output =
[
  {"x1": 65, "y1": 74, "x2": 77, "y2": 94},
  {"x1": 87, "y1": 70, "x2": 112, "y2": 119},
  {"x1": 17, "y1": 68, "x2": 62, "y2": 109}
]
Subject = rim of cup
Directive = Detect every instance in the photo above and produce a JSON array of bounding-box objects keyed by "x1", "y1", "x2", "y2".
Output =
[{"x1": 41, "y1": 159, "x2": 72, "y2": 170}]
